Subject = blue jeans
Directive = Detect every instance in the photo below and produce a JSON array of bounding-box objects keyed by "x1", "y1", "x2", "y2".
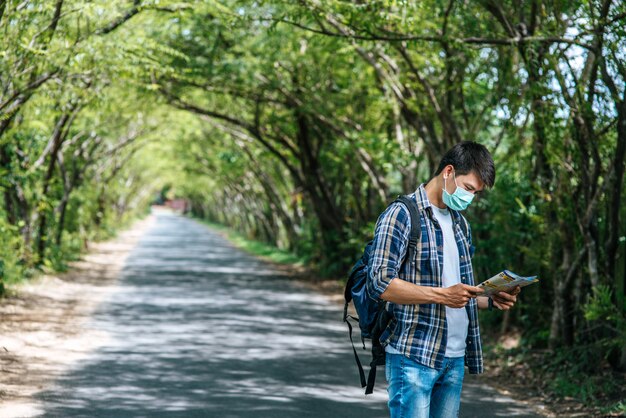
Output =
[{"x1": 385, "y1": 354, "x2": 465, "y2": 418}]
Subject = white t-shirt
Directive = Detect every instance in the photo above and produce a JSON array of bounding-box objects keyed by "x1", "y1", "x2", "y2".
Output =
[{"x1": 431, "y1": 205, "x2": 469, "y2": 358}]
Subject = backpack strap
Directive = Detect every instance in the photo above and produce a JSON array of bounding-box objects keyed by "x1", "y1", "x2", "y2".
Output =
[
  {"x1": 346, "y1": 313, "x2": 367, "y2": 388},
  {"x1": 365, "y1": 304, "x2": 391, "y2": 394},
  {"x1": 394, "y1": 195, "x2": 421, "y2": 263}
]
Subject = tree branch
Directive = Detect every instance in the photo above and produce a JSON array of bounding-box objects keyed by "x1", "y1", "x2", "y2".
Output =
[
  {"x1": 166, "y1": 92, "x2": 256, "y2": 132},
  {"x1": 210, "y1": 119, "x2": 304, "y2": 187},
  {"x1": 95, "y1": 0, "x2": 141, "y2": 35},
  {"x1": 0, "y1": 71, "x2": 59, "y2": 114},
  {"x1": 94, "y1": 1, "x2": 183, "y2": 36},
  {"x1": 262, "y1": 17, "x2": 594, "y2": 50}
]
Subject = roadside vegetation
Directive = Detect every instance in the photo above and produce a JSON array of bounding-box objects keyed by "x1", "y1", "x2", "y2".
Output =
[{"x1": 1, "y1": 1, "x2": 624, "y2": 413}]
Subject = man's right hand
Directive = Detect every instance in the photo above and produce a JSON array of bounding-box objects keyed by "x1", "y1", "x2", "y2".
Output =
[{"x1": 438, "y1": 283, "x2": 484, "y2": 308}]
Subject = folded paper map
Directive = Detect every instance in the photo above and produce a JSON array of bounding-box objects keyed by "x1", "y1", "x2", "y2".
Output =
[{"x1": 476, "y1": 270, "x2": 538, "y2": 296}]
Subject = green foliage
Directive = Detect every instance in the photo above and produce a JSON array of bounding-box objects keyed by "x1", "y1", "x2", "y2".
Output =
[
  {"x1": 0, "y1": 0, "x2": 182, "y2": 290},
  {"x1": 0, "y1": 218, "x2": 25, "y2": 295},
  {"x1": 603, "y1": 400, "x2": 626, "y2": 416},
  {"x1": 540, "y1": 344, "x2": 624, "y2": 405},
  {"x1": 1, "y1": 0, "x2": 626, "y2": 410},
  {"x1": 584, "y1": 286, "x2": 624, "y2": 323},
  {"x1": 487, "y1": 342, "x2": 625, "y2": 411},
  {"x1": 584, "y1": 285, "x2": 626, "y2": 368}
]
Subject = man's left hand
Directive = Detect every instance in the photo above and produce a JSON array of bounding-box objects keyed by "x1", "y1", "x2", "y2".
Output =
[{"x1": 491, "y1": 286, "x2": 521, "y2": 310}]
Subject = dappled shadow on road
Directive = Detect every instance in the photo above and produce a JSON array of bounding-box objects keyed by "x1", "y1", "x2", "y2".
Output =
[
  {"x1": 0, "y1": 218, "x2": 152, "y2": 418},
  {"x1": 36, "y1": 212, "x2": 387, "y2": 417},
  {"x1": 460, "y1": 375, "x2": 544, "y2": 418}
]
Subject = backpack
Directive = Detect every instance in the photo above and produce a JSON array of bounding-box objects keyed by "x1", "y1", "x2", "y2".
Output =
[
  {"x1": 343, "y1": 194, "x2": 472, "y2": 394},
  {"x1": 343, "y1": 195, "x2": 421, "y2": 395}
]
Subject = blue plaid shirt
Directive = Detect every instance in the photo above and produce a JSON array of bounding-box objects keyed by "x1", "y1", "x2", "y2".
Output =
[{"x1": 367, "y1": 184, "x2": 483, "y2": 374}]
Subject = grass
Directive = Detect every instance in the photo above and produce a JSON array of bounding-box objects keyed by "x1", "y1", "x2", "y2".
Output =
[{"x1": 196, "y1": 219, "x2": 309, "y2": 267}]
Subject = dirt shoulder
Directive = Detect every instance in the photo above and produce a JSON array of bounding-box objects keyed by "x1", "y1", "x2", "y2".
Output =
[{"x1": 0, "y1": 216, "x2": 154, "y2": 417}]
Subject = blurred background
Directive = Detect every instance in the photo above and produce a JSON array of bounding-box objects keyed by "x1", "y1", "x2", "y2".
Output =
[{"x1": 0, "y1": 0, "x2": 624, "y2": 414}]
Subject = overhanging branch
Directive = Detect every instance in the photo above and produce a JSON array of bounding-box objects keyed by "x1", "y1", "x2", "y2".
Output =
[{"x1": 262, "y1": 17, "x2": 595, "y2": 51}]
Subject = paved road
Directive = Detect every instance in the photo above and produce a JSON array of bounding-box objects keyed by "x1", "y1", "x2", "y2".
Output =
[{"x1": 36, "y1": 211, "x2": 542, "y2": 417}]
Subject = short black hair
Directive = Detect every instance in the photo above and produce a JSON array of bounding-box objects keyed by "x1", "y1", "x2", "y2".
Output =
[{"x1": 434, "y1": 141, "x2": 496, "y2": 188}]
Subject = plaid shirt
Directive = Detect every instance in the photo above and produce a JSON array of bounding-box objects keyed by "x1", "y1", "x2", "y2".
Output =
[{"x1": 367, "y1": 184, "x2": 483, "y2": 374}]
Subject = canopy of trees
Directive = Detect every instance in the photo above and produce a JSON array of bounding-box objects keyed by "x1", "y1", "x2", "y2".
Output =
[{"x1": 1, "y1": 0, "x2": 625, "y2": 407}]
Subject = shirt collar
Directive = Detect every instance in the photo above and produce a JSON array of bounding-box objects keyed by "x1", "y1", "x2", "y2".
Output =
[
  {"x1": 415, "y1": 183, "x2": 463, "y2": 224},
  {"x1": 415, "y1": 183, "x2": 433, "y2": 213}
]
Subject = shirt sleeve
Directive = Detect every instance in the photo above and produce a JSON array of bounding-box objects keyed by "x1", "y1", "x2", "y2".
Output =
[{"x1": 367, "y1": 202, "x2": 411, "y2": 300}]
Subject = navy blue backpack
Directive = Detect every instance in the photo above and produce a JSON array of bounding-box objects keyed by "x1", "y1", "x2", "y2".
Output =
[{"x1": 343, "y1": 195, "x2": 421, "y2": 394}]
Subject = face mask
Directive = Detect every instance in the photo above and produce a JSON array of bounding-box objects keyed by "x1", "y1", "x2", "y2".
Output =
[{"x1": 442, "y1": 171, "x2": 474, "y2": 211}]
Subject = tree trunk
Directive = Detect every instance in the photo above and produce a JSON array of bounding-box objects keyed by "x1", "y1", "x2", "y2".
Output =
[
  {"x1": 35, "y1": 112, "x2": 72, "y2": 261},
  {"x1": 549, "y1": 218, "x2": 586, "y2": 348},
  {"x1": 549, "y1": 281, "x2": 566, "y2": 349},
  {"x1": 605, "y1": 99, "x2": 626, "y2": 283},
  {"x1": 293, "y1": 108, "x2": 345, "y2": 261},
  {"x1": 55, "y1": 191, "x2": 71, "y2": 246},
  {"x1": 239, "y1": 146, "x2": 299, "y2": 250}
]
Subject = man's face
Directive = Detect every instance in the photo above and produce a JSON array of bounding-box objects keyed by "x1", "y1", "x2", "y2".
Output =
[{"x1": 443, "y1": 165, "x2": 485, "y2": 196}]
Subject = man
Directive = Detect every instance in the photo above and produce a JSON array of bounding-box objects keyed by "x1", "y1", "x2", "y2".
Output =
[{"x1": 366, "y1": 141, "x2": 519, "y2": 418}]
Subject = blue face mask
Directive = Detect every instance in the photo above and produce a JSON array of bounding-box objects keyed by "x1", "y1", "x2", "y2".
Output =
[{"x1": 442, "y1": 171, "x2": 474, "y2": 211}]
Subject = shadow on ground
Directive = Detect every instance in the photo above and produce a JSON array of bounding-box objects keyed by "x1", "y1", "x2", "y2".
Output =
[
  {"x1": 35, "y1": 211, "x2": 543, "y2": 418},
  {"x1": 36, "y1": 212, "x2": 387, "y2": 418}
]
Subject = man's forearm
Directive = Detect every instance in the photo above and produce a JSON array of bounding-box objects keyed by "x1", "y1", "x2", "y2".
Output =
[
  {"x1": 379, "y1": 278, "x2": 484, "y2": 308},
  {"x1": 380, "y1": 278, "x2": 444, "y2": 305}
]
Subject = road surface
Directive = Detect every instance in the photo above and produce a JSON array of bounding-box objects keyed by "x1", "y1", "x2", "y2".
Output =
[{"x1": 33, "y1": 210, "x2": 543, "y2": 417}]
